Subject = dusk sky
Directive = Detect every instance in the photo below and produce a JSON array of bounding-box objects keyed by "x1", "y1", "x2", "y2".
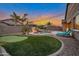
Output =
[{"x1": 0, "y1": 3, "x2": 66, "y2": 19}]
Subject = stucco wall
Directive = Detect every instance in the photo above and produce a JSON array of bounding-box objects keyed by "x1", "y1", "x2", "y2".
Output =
[
  {"x1": 73, "y1": 31, "x2": 79, "y2": 40},
  {"x1": 66, "y1": 4, "x2": 78, "y2": 23},
  {"x1": 75, "y1": 15, "x2": 79, "y2": 30},
  {"x1": 0, "y1": 23, "x2": 22, "y2": 35},
  {"x1": 73, "y1": 14, "x2": 79, "y2": 40}
]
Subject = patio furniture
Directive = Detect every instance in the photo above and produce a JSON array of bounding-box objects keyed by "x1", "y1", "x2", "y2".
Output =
[{"x1": 56, "y1": 30, "x2": 72, "y2": 37}]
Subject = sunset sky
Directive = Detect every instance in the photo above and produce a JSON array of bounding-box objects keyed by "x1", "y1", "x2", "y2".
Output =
[
  {"x1": 0, "y1": 3, "x2": 66, "y2": 26},
  {"x1": 0, "y1": 3, "x2": 66, "y2": 19}
]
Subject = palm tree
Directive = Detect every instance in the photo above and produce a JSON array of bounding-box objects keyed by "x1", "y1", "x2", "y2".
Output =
[
  {"x1": 47, "y1": 22, "x2": 51, "y2": 26},
  {"x1": 46, "y1": 22, "x2": 51, "y2": 32},
  {"x1": 10, "y1": 12, "x2": 20, "y2": 26},
  {"x1": 21, "y1": 14, "x2": 30, "y2": 35},
  {"x1": 10, "y1": 12, "x2": 29, "y2": 35}
]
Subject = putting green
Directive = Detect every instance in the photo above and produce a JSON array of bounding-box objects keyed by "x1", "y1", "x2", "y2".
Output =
[{"x1": 0, "y1": 36, "x2": 27, "y2": 43}]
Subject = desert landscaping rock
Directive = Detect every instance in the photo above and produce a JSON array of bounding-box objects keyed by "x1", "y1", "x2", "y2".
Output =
[{"x1": 0, "y1": 46, "x2": 10, "y2": 56}]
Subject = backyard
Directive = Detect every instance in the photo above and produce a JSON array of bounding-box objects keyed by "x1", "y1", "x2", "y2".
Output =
[
  {"x1": 0, "y1": 35, "x2": 61, "y2": 56},
  {"x1": 1, "y1": 3, "x2": 79, "y2": 56}
]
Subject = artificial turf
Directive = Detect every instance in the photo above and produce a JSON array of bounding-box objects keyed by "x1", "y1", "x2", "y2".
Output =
[{"x1": 1, "y1": 35, "x2": 61, "y2": 56}]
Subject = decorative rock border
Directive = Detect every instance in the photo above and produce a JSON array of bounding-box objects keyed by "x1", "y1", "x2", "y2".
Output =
[{"x1": 0, "y1": 46, "x2": 10, "y2": 56}]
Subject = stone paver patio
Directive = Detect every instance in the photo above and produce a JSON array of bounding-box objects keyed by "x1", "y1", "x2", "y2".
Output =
[
  {"x1": 54, "y1": 35, "x2": 79, "y2": 56},
  {"x1": 51, "y1": 31, "x2": 79, "y2": 56}
]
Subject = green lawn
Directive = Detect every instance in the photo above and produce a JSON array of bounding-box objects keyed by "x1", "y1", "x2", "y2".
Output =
[
  {"x1": 0, "y1": 36, "x2": 27, "y2": 42},
  {"x1": 0, "y1": 35, "x2": 61, "y2": 56}
]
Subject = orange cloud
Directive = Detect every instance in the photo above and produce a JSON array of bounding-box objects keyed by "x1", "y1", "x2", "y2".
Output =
[
  {"x1": 31, "y1": 15, "x2": 62, "y2": 26},
  {"x1": 50, "y1": 19, "x2": 62, "y2": 26}
]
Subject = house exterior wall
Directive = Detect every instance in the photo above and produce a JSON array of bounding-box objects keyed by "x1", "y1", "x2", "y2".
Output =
[
  {"x1": 73, "y1": 14, "x2": 79, "y2": 40},
  {"x1": 65, "y1": 3, "x2": 79, "y2": 40},
  {"x1": 66, "y1": 4, "x2": 78, "y2": 23},
  {"x1": 75, "y1": 15, "x2": 79, "y2": 30}
]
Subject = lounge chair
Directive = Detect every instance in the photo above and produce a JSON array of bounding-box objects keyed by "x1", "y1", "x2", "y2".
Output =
[{"x1": 56, "y1": 30, "x2": 72, "y2": 37}]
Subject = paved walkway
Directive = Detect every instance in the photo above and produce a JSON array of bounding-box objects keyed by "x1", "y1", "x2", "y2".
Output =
[{"x1": 54, "y1": 35, "x2": 79, "y2": 56}]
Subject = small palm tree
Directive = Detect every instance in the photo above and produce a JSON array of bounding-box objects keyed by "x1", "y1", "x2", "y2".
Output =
[
  {"x1": 47, "y1": 22, "x2": 51, "y2": 26},
  {"x1": 46, "y1": 22, "x2": 51, "y2": 32},
  {"x1": 10, "y1": 12, "x2": 29, "y2": 35},
  {"x1": 21, "y1": 14, "x2": 30, "y2": 35},
  {"x1": 10, "y1": 12, "x2": 20, "y2": 26}
]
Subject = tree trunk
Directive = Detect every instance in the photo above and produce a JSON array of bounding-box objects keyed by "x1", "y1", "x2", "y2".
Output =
[{"x1": 22, "y1": 25, "x2": 26, "y2": 35}]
